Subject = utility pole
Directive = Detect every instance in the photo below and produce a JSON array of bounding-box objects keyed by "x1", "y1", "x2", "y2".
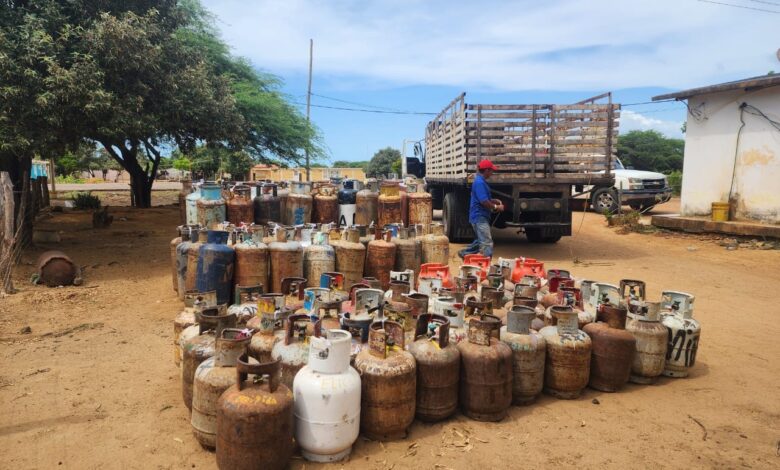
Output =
[{"x1": 305, "y1": 38, "x2": 313, "y2": 182}]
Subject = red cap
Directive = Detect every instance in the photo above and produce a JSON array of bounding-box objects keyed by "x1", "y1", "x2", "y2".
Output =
[{"x1": 478, "y1": 160, "x2": 498, "y2": 171}]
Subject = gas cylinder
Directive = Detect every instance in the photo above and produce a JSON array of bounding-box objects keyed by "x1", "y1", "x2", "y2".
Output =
[
  {"x1": 254, "y1": 183, "x2": 282, "y2": 224},
  {"x1": 226, "y1": 184, "x2": 253, "y2": 225},
  {"x1": 191, "y1": 328, "x2": 252, "y2": 449},
  {"x1": 186, "y1": 183, "x2": 202, "y2": 226},
  {"x1": 285, "y1": 181, "x2": 313, "y2": 226},
  {"x1": 620, "y1": 279, "x2": 646, "y2": 312},
  {"x1": 268, "y1": 227, "x2": 304, "y2": 293},
  {"x1": 500, "y1": 306, "x2": 546, "y2": 405},
  {"x1": 196, "y1": 230, "x2": 235, "y2": 305},
  {"x1": 356, "y1": 224, "x2": 373, "y2": 248},
  {"x1": 402, "y1": 292, "x2": 429, "y2": 320},
  {"x1": 293, "y1": 329, "x2": 361, "y2": 462},
  {"x1": 338, "y1": 180, "x2": 358, "y2": 227},
  {"x1": 457, "y1": 315, "x2": 513, "y2": 421},
  {"x1": 271, "y1": 314, "x2": 314, "y2": 389},
  {"x1": 354, "y1": 321, "x2": 416, "y2": 440},
  {"x1": 304, "y1": 232, "x2": 336, "y2": 288},
  {"x1": 175, "y1": 225, "x2": 199, "y2": 298},
  {"x1": 278, "y1": 183, "x2": 290, "y2": 220},
  {"x1": 661, "y1": 291, "x2": 701, "y2": 378},
  {"x1": 377, "y1": 181, "x2": 402, "y2": 228},
  {"x1": 626, "y1": 301, "x2": 668, "y2": 384},
  {"x1": 355, "y1": 179, "x2": 378, "y2": 226},
  {"x1": 313, "y1": 184, "x2": 339, "y2": 225},
  {"x1": 540, "y1": 306, "x2": 592, "y2": 399},
  {"x1": 197, "y1": 182, "x2": 226, "y2": 229},
  {"x1": 364, "y1": 229, "x2": 396, "y2": 290},
  {"x1": 216, "y1": 357, "x2": 294, "y2": 470},
  {"x1": 407, "y1": 184, "x2": 433, "y2": 226},
  {"x1": 249, "y1": 297, "x2": 285, "y2": 362},
  {"x1": 233, "y1": 226, "x2": 269, "y2": 292},
  {"x1": 185, "y1": 229, "x2": 206, "y2": 292},
  {"x1": 315, "y1": 300, "x2": 342, "y2": 332},
  {"x1": 170, "y1": 227, "x2": 183, "y2": 292},
  {"x1": 173, "y1": 290, "x2": 215, "y2": 366},
  {"x1": 409, "y1": 314, "x2": 460, "y2": 422},
  {"x1": 583, "y1": 302, "x2": 635, "y2": 392},
  {"x1": 181, "y1": 308, "x2": 236, "y2": 410},
  {"x1": 421, "y1": 223, "x2": 449, "y2": 265},
  {"x1": 392, "y1": 226, "x2": 422, "y2": 278}
]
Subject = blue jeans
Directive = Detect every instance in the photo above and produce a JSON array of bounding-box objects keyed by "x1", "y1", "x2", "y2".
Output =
[{"x1": 462, "y1": 217, "x2": 493, "y2": 258}]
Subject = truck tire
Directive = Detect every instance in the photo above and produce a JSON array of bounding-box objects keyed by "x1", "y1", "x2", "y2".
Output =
[
  {"x1": 443, "y1": 192, "x2": 474, "y2": 243},
  {"x1": 525, "y1": 228, "x2": 561, "y2": 244},
  {"x1": 591, "y1": 187, "x2": 619, "y2": 214}
]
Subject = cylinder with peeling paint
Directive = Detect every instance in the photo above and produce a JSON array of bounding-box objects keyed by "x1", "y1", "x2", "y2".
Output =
[
  {"x1": 196, "y1": 230, "x2": 235, "y2": 306},
  {"x1": 304, "y1": 231, "x2": 336, "y2": 288},
  {"x1": 233, "y1": 226, "x2": 269, "y2": 293},
  {"x1": 626, "y1": 301, "x2": 668, "y2": 384},
  {"x1": 173, "y1": 290, "x2": 204, "y2": 366},
  {"x1": 192, "y1": 328, "x2": 252, "y2": 449},
  {"x1": 354, "y1": 321, "x2": 416, "y2": 440},
  {"x1": 293, "y1": 329, "x2": 361, "y2": 462},
  {"x1": 226, "y1": 184, "x2": 254, "y2": 225},
  {"x1": 500, "y1": 306, "x2": 546, "y2": 405},
  {"x1": 170, "y1": 227, "x2": 183, "y2": 292},
  {"x1": 661, "y1": 291, "x2": 701, "y2": 378},
  {"x1": 409, "y1": 314, "x2": 460, "y2": 422},
  {"x1": 313, "y1": 184, "x2": 339, "y2": 225},
  {"x1": 196, "y1": 182, "x2": 226, "y2": 229},
  {"x1": 35, "y1": 250, "x2": 80, "y2": 287},
  {"x1": 216, "y1": 357, "x2": 294, "y2": 470},
  {"x1": 457, "y1": 315, "x2": 513, "y2": 421},
  {"x1": 271, "y1": 314, "x2": 314, "y2": 389},
  {"x1": 248, "y1": 297, "x2": 285, "y2": 362},
  {"x1": 364, "y1": 229, "x2": 396, "y2": 291},
  {"x1": 407, "y1": 184, "x2": 433, "y2": 226},
  {"x1": 377, "y1": 181, "x2": 402, "y2": 228},
  {"x1": 185, "y1": 229, "x2": 207, "y2": 293},
  {"x1": 285, "y1": 181, "x2": 313, "y2": 226},
  {"x1": 185, "y1": 183, "x2": 202, "y2": 226},
  {"x1": 392, "y1": 226, "x2": 422, "y2": 279},
  {"x1": 254, "y1": 183, "x2": 282, "y2": 224},
  {"x1": 355, "y1": 180, "x2": 379, "y2": 226},
  {"x1": 176, "y1": 225, "x2": 199, "y2": 299},
  {"x1": 421, "y1": 223, "x2": 449, "y2": 265},
  {"x1": 338, "y1": 180, "x2": 358, "y2": 227},
  {"x1": 540, "y1": 306, "x2": 592, "y2": 399},
  {"x1": 268, "y1": 227, "x2": 304, "y2": 293},
  {"x1": 584, "y1": 302, "x2": 635, "y2": 392}
]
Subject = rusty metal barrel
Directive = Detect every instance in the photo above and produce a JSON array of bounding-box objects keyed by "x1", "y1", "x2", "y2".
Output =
[
  {"x1": 234, "y1": 226, "x2": 269, "y2": 293},
  {"x1": 421, "y1": 223, "x2": 449, "y2": 265},
  {"x1": 313, "y1": 184, "x2": 339, "y2": 225},
  {"x1": 227, "y1": 184, "x2": 254, "y2": 225},
  {"x1": 285, "y1": 181, "x2": 313, "y2": 226},
  {"x1": 365, "y1": 229, "x2": 397, "y2": 290},
  {"x1": 409, "y1": 314, "x2": 460, "y2": 422},
  {"x1": 355, "y1": 180, "x2": 378, "y2": 226},
  {"x1": 335, "y1": 228, "x2": 366, "y2": 290},
  {"x1": 407, "y1": 183, "x2": 433, "y2": 226},
  {"x1": 583, "y1": 302, "x2": 636, "y2": 392},
  {"x1": 268, "y1": 227, "x2": 303, "y2": 293},
  {"x1": 35, "y1": 250, "x2": 80, "y2": 287},
  {"x1": 377, "y1": 181, "x2": 402, "y2": 228}
]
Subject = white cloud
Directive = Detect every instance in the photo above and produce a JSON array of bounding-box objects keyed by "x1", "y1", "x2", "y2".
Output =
[
  {"x1": 620, "y1": 110, "x2": 684, "y2": 137},
  {"x1": 203, "y1": 0, "x2": 779, "y2": 91}
]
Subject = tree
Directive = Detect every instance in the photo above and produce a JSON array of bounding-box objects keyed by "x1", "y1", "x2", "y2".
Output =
[
  {"x1": 365, "y1": 147, "x2": 402, "y2": 178},
  {"x1": 333, "y1": 160, "x2": 369, "y2": 169},
  {"x1": 220, "y1": 151, "x2": 253, "y2": 180},
  {"x1": 616, "y1": 130, "x2": 684, "y2": 173}
]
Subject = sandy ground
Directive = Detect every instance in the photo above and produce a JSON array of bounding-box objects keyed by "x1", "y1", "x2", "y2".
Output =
[{"x1": 1, "y1": 198, "x2": 779, "y2": 470}]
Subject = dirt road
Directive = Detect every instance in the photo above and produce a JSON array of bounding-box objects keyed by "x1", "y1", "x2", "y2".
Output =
[{"x1": 1, "y1": 203, "x2": 778, "y2": 469}]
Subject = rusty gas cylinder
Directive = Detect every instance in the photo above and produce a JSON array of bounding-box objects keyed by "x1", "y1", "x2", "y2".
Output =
[
  {"x1": 335, "y1": 228, "x2": 366, "y2": 290},
  {"x1": 583, "y1": 302, "x2": 636, "y2": 392},
  {"x1": 216, "y1": 357, "x2": 294, "y2": 470},
  {"x1": 402, "y1": 292, "x2": 429, "y2": 319},
  {"x1": 227, "y1": 184, "x2": 254, "y2": 225},
  {"x1": 377, "y1": 181, "x2": 402, "y2": 228},
  {"x1": 316, "y1": 300, "x2": 342, "y2": 332},
  {"x1": 355, "y1": 179, "x2": 379, "y2": 226},
  {"x1": 176, "y1": 225, "x2": 199, "y2": 299},
  {"x1": 181, "y1": 308, "x2": 236, "y2": 410},
  {"x1": 313, "y1": 184, "x2": 339, "y2": 225},
  {"x1": 268, "y1": 227, "x2": 303, "y2": 293},
  {"x1": 421, "y1": 223, "x2": 449, "y2": 265},
  {"x1": 191, "y1": 328, "x2": 252, "y2": 449},
  {"x1": 173, "y1": 290, "x2": 203, "y2": 366},
  {"x1": 233, "y1": 226, "x2": 269, "y2": 292},
  {"x1": 185, "y1": 229, "x2": 206, "y2": 292},
  {"x1": 626, "y1": 301, "x2": 668, "y2": 384},
  {"x1": 354, "y1": 321, "x2": 416, "y2": 440},
  {"x1": 178, "y1": 291, "x2": 219, "y2": 361},
  {"x1": 304, "y1": 231, "x2": 336, "y2": 288},
  {"x1": 285, "y1": 181, "x2": 313, "y2": 226},
  {"x1": 170, "y1": 228, "x2": 183, "y2": 292},
  {"x1": 361, "y1": 276, "x2": 381, "y2": 290},
  {"x1": 271, "y1": 314, "x2": 314, "y2": 389},
  {"x1": 500, "y1": 306, "x2": 546, "y2": 405},
  {"x1": 249, "y1": 301, "x2": 284, "y2": 363},
  {"x1": 457, "y1": 315, "x2": 513, "y2": 421},
  {"x1": 539, "y1": 306, "x2": 592, "y2": 399},
  {"x1": 407, "y1": 184, "x2": 433, "y2": 226},
  {"x1": 34, "y1": 250, "x2": 81, "y2": 287},
  {"x1": 281, "y1": 276, "x2": 307, "y2": 312},
  {"x1": 464, "y1": 298, "x2": 492, "y2": 319},
  {"x1": 179, "y1": 179, "x2": 192, "y2": 224},
  {"x1": 408, "y1": 314, "x2": 460, "y2": 422},
  {"x1": 619, "y1": 279, "x2": 646, "y2": 311},
  {"x1": 384, "y1": 297, "x2": 414, "y2": 344},
  {"x1": 196, "y1": 182, "x2": 226, "y2": 229},
  {"x1": 661, "y1": 291, "x2": 701, "y2": 378},
  {"x1": 365, "y1": 229, "x2": 397, "y2": 290},
  {"x1": 254, "y1": 183, "x2": 282, "y2": 224},
  {"x1": 392, "y1": 226, "x2": 422, "y2": 279},
  {"x1": 481, "y1": 286, "x2": 506, "y2": 324}
]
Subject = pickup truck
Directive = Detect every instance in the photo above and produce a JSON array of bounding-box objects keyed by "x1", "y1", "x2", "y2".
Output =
[{"x1": 586, "y1": 157, "x2": 672, "y2": 213}]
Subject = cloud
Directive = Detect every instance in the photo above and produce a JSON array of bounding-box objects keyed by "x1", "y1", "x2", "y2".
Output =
[
  {"x1": 203, "y1": 0, "x2": 779, "y2": 91},
  {"x1": 620, "y1": 110, "x2": 684, "y2": 137}
]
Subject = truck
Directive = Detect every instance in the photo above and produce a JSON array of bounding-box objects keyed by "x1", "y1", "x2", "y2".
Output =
[
  {"x1": 414, "y1": 92, "x2": 619, "y2": 243},
  {"x1": 583, "y1": 157, "x2": 672, "y2": 213}
]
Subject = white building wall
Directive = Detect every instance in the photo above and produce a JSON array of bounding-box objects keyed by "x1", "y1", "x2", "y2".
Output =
[{"x1": 682, "y1": 86, "x2": 780, "y2": 223}]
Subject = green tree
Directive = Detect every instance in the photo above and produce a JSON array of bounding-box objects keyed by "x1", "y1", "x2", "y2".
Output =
[
  {"x1": 616, "y1": 130, "x2": 684, "y2": 173},
  {"x1": 220, "y1": 151, "x2": 254, "y2": 180},
  {"x1": 333, "y1": 160, "x2": 369, "y2": 169},
  {"x1": 365, "y1": 147, "x2": 402, "y2": 178}
]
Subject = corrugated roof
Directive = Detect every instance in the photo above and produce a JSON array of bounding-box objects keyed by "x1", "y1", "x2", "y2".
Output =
[{"x1": 652, "y1": 74, "x2": 780, "y2": 101}]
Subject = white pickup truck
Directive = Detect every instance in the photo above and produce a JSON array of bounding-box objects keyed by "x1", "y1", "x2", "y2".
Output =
[{"x1": 587, "y1": 158, "x2": 672, "y2": 213}]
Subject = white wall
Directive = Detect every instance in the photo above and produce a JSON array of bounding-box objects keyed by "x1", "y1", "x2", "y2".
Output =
[{"x1": 681, "y1": 86, "x2": 780, "y2": 223}]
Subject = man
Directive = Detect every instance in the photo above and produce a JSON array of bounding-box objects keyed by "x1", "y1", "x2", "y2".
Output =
[{"x1": 458, "y1": 160, "x2": 504, "y2": 259}]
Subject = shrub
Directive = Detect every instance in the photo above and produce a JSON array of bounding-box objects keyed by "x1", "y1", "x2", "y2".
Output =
[
  {"x1": 71, "y1": 192, "x2": 101, "y2": 210},
  {"x1": 666, "y1": 170, "x2": 683, "y2": 195},
  {"x1": 55, "y1": 174, "x2": 85, "y2": 184}
]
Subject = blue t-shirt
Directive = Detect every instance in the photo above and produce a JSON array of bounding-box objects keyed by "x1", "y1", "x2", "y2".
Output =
[{"x1": 469, "y1": 174, "x2": 492, "y2": 223}]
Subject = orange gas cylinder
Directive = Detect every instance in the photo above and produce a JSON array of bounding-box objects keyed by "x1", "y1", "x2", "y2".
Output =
[
  {"x1": 510, "y1": 257, "x2": 547, "y2": 283},
  {"x1": 418, "y1": 263, "x2": 453, "y2": 290},
  {"x1": 463, "y1": 254, "x2": 490, "y2": 281}
]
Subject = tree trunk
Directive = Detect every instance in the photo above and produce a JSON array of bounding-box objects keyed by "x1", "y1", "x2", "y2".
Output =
[{"x1": 129, "y1": 168, "x2": 153, "y2": 208}]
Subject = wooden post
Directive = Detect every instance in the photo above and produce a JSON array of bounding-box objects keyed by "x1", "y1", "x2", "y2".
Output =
[
  {"x1": 49, "y1": 157, "x2": 56, "y2": 197},
  {"x1": 1, "y1": 171, "x2": 16, "y2": 294},
  {"x1": 305, "y1": 38, "x2": 313, "y2": 182}
]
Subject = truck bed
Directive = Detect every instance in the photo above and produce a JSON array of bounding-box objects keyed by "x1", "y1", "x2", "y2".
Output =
[{"x1": 425, "y1": 93, "x2": 618, "y2": 185}]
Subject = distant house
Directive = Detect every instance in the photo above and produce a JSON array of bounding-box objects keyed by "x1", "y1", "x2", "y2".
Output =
[
  {"x1": 653, "y1": 74, "x2": 780, "y2": 223},
  {"x1": 248, "y1": 164, "x2": 366, "y2": 182}
]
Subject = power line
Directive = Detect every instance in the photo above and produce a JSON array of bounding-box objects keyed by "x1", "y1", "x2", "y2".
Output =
[
  {"x1": 621, "y1": 99, "x2": 678, "y2": 106},
  {"x1": 694, "y1": 0, "x2": 780, "y2": 14},
  {"x1": 745, "y1": 0, "x2": 780, "y2": 7},
  {"x1": 292, "y1": 100, "x2": 437, "y2": 115},
  {"x1": 310, "y1": 92, "x2": 410, "y2": 112}
]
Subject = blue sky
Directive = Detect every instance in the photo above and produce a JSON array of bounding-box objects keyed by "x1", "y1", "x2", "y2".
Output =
[{"x1": 203, "y1": 0, "x2": 780, "y2": 163}]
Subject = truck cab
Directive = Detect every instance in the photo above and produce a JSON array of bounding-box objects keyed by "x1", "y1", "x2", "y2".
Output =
[{"x1": 588, "y1": 158, "x2": 672, "y2": 213}]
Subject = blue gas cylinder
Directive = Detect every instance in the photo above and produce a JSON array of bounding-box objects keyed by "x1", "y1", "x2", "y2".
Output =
[
  {"x1": 338, "y1": 180, "x2": 358, "y2": 227},
  {"x1": 196, "y1": 230, "x2": 235, "y2": 305}
]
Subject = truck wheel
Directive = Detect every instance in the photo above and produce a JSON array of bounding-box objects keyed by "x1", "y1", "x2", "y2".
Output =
[
  {"x1": 525, "y1": 228, "x2": 561, "y2": 243},
  {"x1": 443, "y1": 192, "x2": 474, "y2": 243},
  {"x1": 591, "y1": 187, "x2": 619, "y2": 214}
]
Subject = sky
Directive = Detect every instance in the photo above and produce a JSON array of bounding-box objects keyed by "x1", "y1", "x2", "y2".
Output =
[{"x1": 202, "y1": 0, "x2": 780, "y2": 163}]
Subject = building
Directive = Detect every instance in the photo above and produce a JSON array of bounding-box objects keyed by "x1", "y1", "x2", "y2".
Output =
[
  {"x1": 248, "y1": 164, "x2": 366, "y2": 182},
  {"x1": 653, "y1": 74, "x2": 780, "y2": 223}
]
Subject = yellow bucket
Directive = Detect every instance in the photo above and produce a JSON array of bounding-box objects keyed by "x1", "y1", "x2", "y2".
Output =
[{"x1": 711, "y1": 202, "x2": 730, "y2": 222}]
